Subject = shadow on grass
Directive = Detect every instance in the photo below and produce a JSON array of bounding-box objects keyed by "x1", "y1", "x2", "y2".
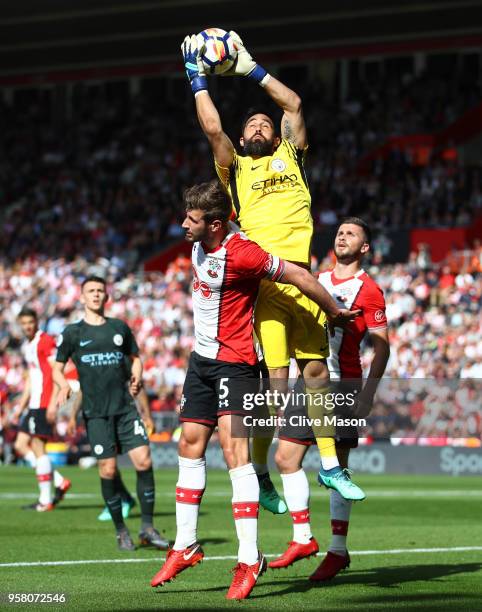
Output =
[
  {"x1": 253, "y1": 562, "x2": 482, "y2": 598},
  {"x1": 152, "y1": 584, "x2": 227, "y2": 596}
]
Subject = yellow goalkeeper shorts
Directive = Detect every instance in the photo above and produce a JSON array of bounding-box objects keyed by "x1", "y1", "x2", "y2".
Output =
[{"x1": 254, "y1": 279, "x2": 329, "y2": 369}]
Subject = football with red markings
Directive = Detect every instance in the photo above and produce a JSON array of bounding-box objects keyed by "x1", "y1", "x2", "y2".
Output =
[{"x1": 197, "y1": 27, "x2": 237, "y2": 75}]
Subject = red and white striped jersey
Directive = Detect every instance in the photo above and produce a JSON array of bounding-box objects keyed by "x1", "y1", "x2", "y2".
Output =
[
  {"x1": 192, "y1": 227, "x2": 285, "y2": 365},
  {"x1": 21, "y1": 330, "x2": 56, "y2": 409},
  {"x1": 318, "y1": 269, "x2": 387, "y2": 380}
]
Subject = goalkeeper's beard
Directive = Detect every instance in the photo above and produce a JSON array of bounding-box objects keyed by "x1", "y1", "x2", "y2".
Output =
[{"x1": 243, "y1": 136, "x2": 274, "y2": 158}]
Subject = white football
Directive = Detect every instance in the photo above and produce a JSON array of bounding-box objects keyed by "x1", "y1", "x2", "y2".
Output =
[{"x1": 198, "y1": 27, "x2": 237, "y2": 75}]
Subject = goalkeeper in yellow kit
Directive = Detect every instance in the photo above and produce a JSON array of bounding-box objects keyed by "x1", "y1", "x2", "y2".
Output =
[{"x1": 181, "y1": 32, "x2": 366, "y2": 511}]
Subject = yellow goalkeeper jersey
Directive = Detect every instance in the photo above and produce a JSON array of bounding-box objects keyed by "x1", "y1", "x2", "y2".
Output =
[{"x1": 215, "y1": 139, "x2": 313, "y2": 265}]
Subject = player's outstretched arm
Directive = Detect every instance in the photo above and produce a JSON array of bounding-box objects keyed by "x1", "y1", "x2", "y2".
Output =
[
  {"x1": 181, "y1": 34, "x2": 235, "y2": 168},
  {"x1": 195, "y1": 91, "x2": 235, "y2": 168},
  {"x1": 223, "y1": 31, "x2": 306, "y2": 149},
  {"x1": 280, "y1": 262, "x2": 361, "y2": 330},
  {"x1": 266, "y1": 77, "x2": 306, "y2": 150}
]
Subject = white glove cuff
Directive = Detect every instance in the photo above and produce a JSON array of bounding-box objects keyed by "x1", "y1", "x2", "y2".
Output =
[{"x1": 259, "y1": 73, "x2": 271, "y2": 88}]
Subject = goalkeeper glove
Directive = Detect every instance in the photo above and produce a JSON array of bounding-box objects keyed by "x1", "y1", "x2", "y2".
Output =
[
  {"x1": 222, "y1": 31, "x2": 270, "y2": 86},
  {"x1": 181, "y1": 34, "x2": 207, "y2": 95}
]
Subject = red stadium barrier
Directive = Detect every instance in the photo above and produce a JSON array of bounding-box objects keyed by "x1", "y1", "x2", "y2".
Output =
[
  {"x1": 410, "y1": 215, "x2": 482, "y2": 262},
  {"x1": 143, "y1": 239, "x2": 191, "y2": 272},
  {"x1": 410, "y1": 228, "x2": 467, "y2": 263}
]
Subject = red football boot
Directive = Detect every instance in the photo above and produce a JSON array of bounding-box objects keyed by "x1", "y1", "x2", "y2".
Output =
[
  {"x1": 53, "y1": 478, "x2": 72, "y2": 505},
  {"x1": 150, "y1": 543, "x2": 204, "y2": 587},
  {"x1": 226, "y1": 552, "x2": 267, "y2": 600},
  {"x1": 269, "y1": 537, "x2": 319, "y2": 569},
  {"x1": 309, "y1": 550, "x2": 350, "y2": 581}
]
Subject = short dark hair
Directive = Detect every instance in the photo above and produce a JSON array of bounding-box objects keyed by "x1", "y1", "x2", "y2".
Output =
[
  {"x1": 81, "y1": 275, "x2": 107, "y2": 290},
  {"x1": 184, "y1": 180, "x2": 233, "y2": 224},
  {"x1": 18, "y1": 307, "x2": 38, "y2": 320},
  {"x1": 337, "y1": 217, "x2": 372, "y2": 243},
  {"x1": 241, "y1": 107, "x2": 279, "y2": 136}
]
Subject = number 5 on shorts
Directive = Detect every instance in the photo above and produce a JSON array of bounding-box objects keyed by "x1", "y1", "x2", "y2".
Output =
[
  {"x1": 219, "y1": 378, "x2": 229, "y2": 399},
  {"x1": 218, "y1": 377, "x2": 230, "y2": 409}
]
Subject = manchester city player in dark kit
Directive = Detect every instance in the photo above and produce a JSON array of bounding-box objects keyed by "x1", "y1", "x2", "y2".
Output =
[{"x1": 52, "y1": 276, "x2": 169, "y2": 551}]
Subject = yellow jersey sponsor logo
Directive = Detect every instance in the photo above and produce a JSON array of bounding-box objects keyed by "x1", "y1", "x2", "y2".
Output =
[{"x1": 252, "y1": 173, "x2": 298, "y2": 192}]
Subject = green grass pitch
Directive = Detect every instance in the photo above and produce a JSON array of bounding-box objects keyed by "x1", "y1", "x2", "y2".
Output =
[{"x1": 0, "y1": 465, "x2": 481, "y2": 611}]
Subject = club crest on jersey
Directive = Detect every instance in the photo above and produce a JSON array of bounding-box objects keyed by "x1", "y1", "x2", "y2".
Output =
[
  {"x1": 113, "y1": 334, "x2": 123, "y2": 346},
  {"x1": 207, "y1": 258, "x2": 221, "y2": 278},
  {"x1": 271, "y1": 158, "x2": 286, "y2": 172},
  {"x1": 374, "y1": 309, "x2": 386, "y2": 322}
]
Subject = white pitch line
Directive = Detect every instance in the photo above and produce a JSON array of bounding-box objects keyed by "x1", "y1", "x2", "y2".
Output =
[
  {"x1": 205, "y1": 490, "x2": 482, "y2": 498},
  {"x1": 1, "y1": 489, "x2": 482, "y2": 500},
  {"x1": 0, "y1": 493, "x2": 98, "y2": 499},
  {"x1": 1, "y1": 546, "x2": 482, "y2": 569},
  {"x1": 350, "y1": 546, "x2": 482, "y2": 555}
]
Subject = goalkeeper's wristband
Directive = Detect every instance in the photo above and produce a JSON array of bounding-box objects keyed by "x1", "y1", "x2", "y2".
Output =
[
  {"x1": 190, "y1": 75, "x2": 207, "y2": 95},
  {"x1": 248, "y1": 64, "x2": 270, "y2": 87}
]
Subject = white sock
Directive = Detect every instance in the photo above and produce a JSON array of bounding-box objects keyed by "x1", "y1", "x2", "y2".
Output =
[
  {"x1": 230, "y1": 463, "x2": 259, "y2": 565},
  {"x1": 53, "y1": 471, "x2": 64, "y2": 488},
  {"x1": 173, "y1": 456, "x2": 206, "y2": 551},
  {"x1": 36, "y1": 454, "x2": 53, "y2": 505},
  {"x1": 25, "y1": 450, "x2": 37, "y2": 468},
  {"x1": 321, "y1": 455, "x2": 340, "y2": 471},
  {"x1": 281, "y1": 469, "x2": 312, "y2": 544},
  {"x1": 329, "y1": 490, "x2": 352, "y2": 554}
]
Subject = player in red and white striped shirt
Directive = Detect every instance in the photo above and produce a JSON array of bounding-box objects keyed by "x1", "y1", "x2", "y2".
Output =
[
  {"x1": 270, "y1": 218, "x2": 390, "y2": 579},
  {"x1": 151, "y1": 180, "x2": 357, "y2": 600},
  {"x1": 12, "y1": 308, "x2": 71, "y2": 511}
]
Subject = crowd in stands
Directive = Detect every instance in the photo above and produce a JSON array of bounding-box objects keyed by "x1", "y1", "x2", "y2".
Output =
[
  {"x1": 1, "y1": 62, "x2": 481, "y2": 459},
  {"x1": 1, "y1": 65, "x2": 481, "y2": 271},
  {"x1": 1, "y1": 242, "x2": 481, "y2": 460},
  {"x1": 301, "y1": 68, "x2": 482, "y2": 231}
]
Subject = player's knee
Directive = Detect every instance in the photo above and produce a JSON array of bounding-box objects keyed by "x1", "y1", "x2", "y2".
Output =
[
  {"x1": 14, "y1": 439, "x2": 24, "y2": 454},
  {"x1": 136, "y1": 456, "x2": 152, "y2": 471},
  {"x1": 275, "y1": 448, "x2": 297, "y2": 473},
  {"x1": 98, "y1": 461, "x2": 116, "y2": 479},
  {"x1": 178, "y1": 434, "x2": 201, "y2": 459},
  {"x1": 303, "y1": 361, "x2": 329, "y2": 386}
]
